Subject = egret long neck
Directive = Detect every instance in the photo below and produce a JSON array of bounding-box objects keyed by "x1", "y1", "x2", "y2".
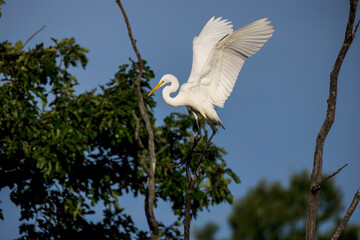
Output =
[{"x1": 162, "y1": 75, "x2": 183, "y2": 107}]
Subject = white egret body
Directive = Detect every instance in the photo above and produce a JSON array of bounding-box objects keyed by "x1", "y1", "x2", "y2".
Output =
[{"x1": 149, "y1": 17, "x2": 274, "y2": 139}]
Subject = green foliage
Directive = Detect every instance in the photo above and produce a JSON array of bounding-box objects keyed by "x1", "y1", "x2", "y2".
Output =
[
  {"x1": 17, "y1": 208, "x2": 138, "y2": 240},
  {"x1": 228, "y1": 171, "x2": 345, "y2": 240},
  {"x1": 195, "y1": 171, "x2": 360, "y2": 240},
  {"x1": 0, "y1": 36, "x2": 238, "y2": 238},
  {"x1": 193, "y1": 222, "x2": 219, "y2": 240}
]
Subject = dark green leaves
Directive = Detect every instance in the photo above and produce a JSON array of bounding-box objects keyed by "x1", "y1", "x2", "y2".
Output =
[{"x1": 50, "y1": 37, "x2": 89, "y2": 69}]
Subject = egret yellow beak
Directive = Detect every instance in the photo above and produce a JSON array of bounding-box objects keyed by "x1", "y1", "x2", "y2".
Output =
[{"x1": 148, "y1": 81, "x2": 164, "y2": 97}]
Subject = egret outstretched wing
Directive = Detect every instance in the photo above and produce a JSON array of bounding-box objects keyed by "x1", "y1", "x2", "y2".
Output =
[
  {"x1": 187, "y1": 17, "x2": 233, "y2": 83},
  {"x1": 198, "y1": 18, "x2": 274, "y2": 108},
  {"x1": 149, "y1": 17, "x2": 274, "y2": 129}
]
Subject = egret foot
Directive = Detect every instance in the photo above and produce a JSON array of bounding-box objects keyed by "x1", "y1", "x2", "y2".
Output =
[{"x1": 194, "y1": 132, "x2": 202, "y2": 142}]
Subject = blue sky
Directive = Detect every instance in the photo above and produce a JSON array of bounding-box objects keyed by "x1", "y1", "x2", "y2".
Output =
[{"x1": 1, "y1": 0, "x2": 359, "y2": 239}]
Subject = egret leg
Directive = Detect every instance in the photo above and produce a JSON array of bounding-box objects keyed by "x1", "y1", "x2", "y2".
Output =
[
  {"x1": 182, "y1": 119, "x2": 217, "y2": 168},
  {"x1": 201, "y1": 120, "x2": 217, "y2": 153},
  {"x1": 192, "y1": 110, "x2": 202, "y2": 142},
  {"x1": 193, "y1": 121, "x2": 217, "y2": 178},
  {"x1": 177, "y1": 111, "x2": 202, "y2": 168}
]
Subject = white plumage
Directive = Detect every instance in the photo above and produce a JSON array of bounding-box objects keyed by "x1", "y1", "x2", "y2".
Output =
[{"x1": 149, "y1": 17, "x2": 274, "y2": 134}]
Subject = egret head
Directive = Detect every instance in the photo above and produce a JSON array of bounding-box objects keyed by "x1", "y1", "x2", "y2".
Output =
[
  {"x1": 148, "y1": 80, "x2": 165, "y2": 97},
  {"x1": 148, "y1": 74, "x2": 178, "y2": 97}
]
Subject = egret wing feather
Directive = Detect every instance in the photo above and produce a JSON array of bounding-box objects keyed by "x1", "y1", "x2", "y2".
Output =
[
  {"x1": 200, "y1": 18, "x2": 274, "y2": 108},
  {"x1": 187, "y1": 17, "x2": 233, "y2": 83}
]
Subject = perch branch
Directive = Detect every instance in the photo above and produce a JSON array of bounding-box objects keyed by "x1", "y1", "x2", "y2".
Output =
[
  {"x1": 305, "y1": 0, "x2": 359, "y2": 239},
  {"x1": 183, "y1": 138, "x2": 210, "y2": 240}
]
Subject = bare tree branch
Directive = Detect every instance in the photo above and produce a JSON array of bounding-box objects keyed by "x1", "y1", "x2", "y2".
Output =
[
  {"x1": 305, "y1": 0, "x2": 359, "y2": 239},
  {"x1": 330, "y1": 188, "x2": 360, "y2": 240},
  {"x1": 115, "y1": 1, "x2": 160, "y2": 239},
  {"x1": 23, "y1": 25, "x2": 46, "y2": 47}
]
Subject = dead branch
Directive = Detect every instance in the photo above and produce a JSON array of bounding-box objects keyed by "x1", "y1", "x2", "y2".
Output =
[
  {"x1": 115, "y1": 1, "x2": 160, "y2": 239},
  {"x1": 305, "y1": 0, "x2": 359, "y2": 239},
  {"x1": 330, "y1": 188, "x2": 360, "y2": 240}
]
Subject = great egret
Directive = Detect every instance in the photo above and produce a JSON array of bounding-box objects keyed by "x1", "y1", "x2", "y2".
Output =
[{"x1": 148, "y1": 17, "x2": 274, "y2": 145}]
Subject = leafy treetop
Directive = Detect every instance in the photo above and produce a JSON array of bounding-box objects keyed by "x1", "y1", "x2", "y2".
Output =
[{"x1": 0, "y1": 36, "x2": 239, "y2": 239}]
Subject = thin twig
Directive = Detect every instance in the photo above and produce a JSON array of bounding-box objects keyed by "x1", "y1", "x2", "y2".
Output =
[
  {"x1": 330, "y1": 188, "x2": 360, "y2": 240},
  {"x1": 0, "y1": 25, "x2": 46, "y2": 56},
  {"x1": 312, "y1": 163, "x2": 349, "y2": 194},
  {"x1": 322, "y1": 163, "x2": 348, "y2": 183},
  {"x1": 354, "y1": 19, "x2": 360, "y2": 34},
  {"x1": 23, "y1": 25, "x2": 46, "y2": 47},
  {"x1": 305, "y1": 0, "x2": 359, "y2": 239},
  {"x1": 115, "y1": 1, "x2": 160, "y2": 239}
]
